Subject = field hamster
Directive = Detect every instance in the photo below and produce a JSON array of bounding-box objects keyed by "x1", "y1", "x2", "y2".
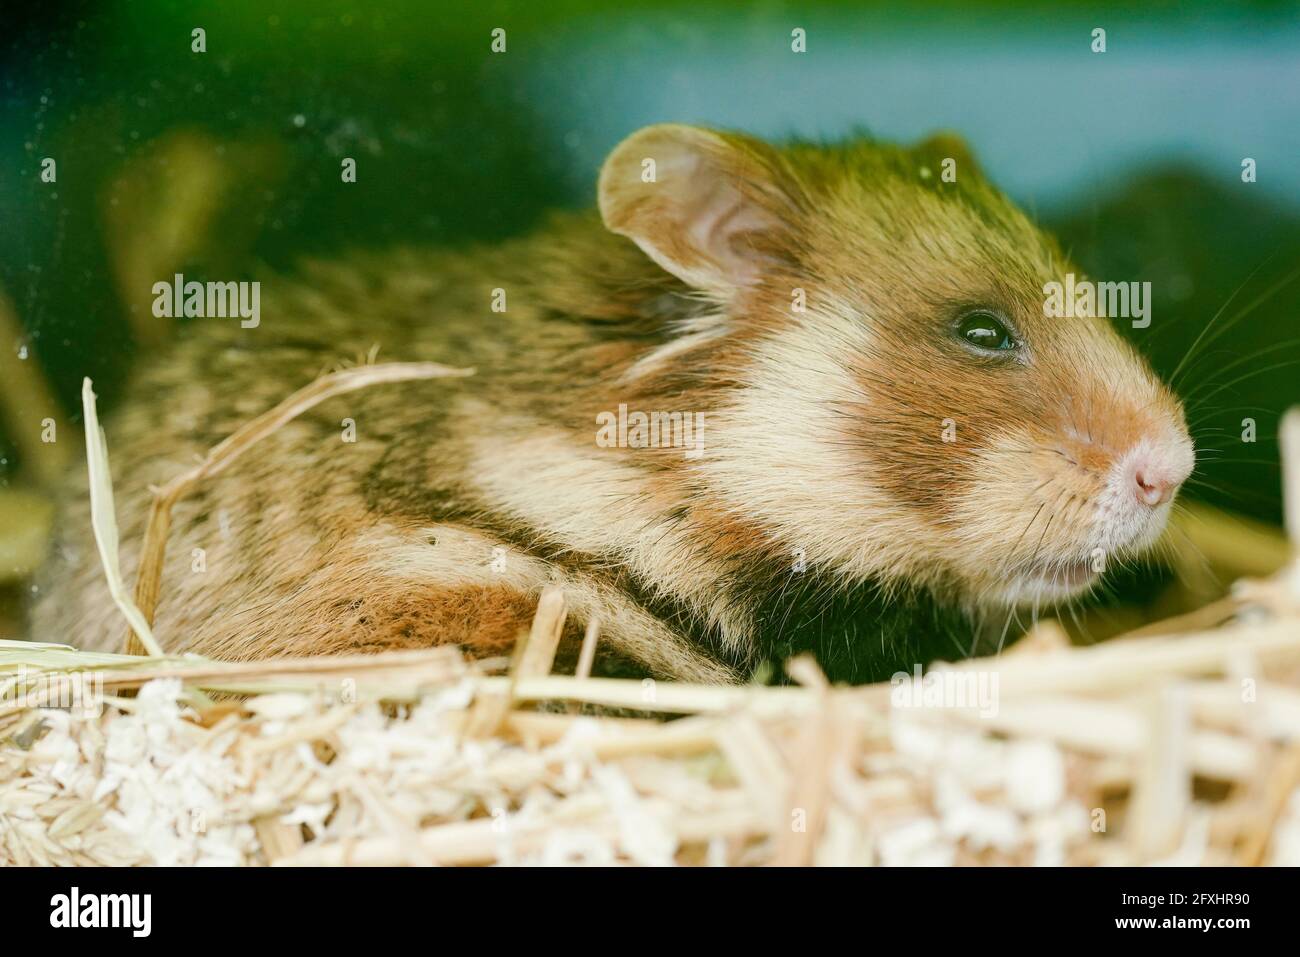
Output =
[{"x1": 31, "y1": 124, "x2": 1194, "y2": 684}]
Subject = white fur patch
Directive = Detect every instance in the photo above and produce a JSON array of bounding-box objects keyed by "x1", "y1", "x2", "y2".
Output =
[{"x1": 697, "y1": 304, "x2": 939, "y2": 589}]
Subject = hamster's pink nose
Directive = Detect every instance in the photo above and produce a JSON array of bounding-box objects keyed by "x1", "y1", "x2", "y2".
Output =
[{"x1": 1133, "y1": 458, "x2": 1187, "y2": 507}]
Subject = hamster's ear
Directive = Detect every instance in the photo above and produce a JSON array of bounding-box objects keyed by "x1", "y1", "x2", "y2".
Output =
[
  {"x1": 915, "y1": 130, "x2": 981, "y2": 178},
  {"x1": 598, "y1": 124, "x2": 796, "y2": 298}
]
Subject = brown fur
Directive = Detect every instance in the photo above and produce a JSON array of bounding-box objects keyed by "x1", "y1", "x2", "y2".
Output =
[{"x1": 31, "y1": 125, "x2": 1192, "y2": 681}]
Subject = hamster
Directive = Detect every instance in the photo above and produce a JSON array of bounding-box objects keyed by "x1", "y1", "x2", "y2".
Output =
[{"x1": 31, "y1": 124, "x2": 1194, "y2": 684}]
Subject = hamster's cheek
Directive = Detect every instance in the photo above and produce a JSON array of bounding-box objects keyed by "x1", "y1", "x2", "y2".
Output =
[{"x1": 941, "y1": 430, "x2": 1110, "y2": 602}]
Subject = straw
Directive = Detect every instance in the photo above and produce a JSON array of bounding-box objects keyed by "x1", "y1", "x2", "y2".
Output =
[{"x1": 6, "y1": 380, "x2": 1299, "y2": 867}]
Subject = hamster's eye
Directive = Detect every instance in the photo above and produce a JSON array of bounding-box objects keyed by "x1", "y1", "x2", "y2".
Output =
[{"x1": 956, "y1": 311, "x2": 1016, "y2": 353}]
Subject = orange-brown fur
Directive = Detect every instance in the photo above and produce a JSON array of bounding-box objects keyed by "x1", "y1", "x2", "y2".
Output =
[{"x1": 31, "y1": 125, "x2": 1192, "y2": 682}]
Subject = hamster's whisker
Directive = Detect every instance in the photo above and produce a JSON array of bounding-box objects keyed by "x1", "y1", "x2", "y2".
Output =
[
  {"x1": 1183, "y1": 263, "x2": 1300, "y2": 382},
  {"x1": 1168, "y1": 252, "x2": 1285, "y2": 388},
  {"x1": 993, "y1": 605, "x2": 1020, "y2": 656},
  {"x1": 999, "y1": 501, "x2": 1047, "y2": 578},
  {"x1": 1177, "y1": 337, "x2": 1300, "y2": 404},
  {"x1": 1160, "y1": 518, "x2": 1219, "y2": 591},
  {"x1": 1183, "y1": 359, "x2": 1300, "y2": 414},
  {"x1": 1184, "y1": 476, "x2": 1281, "y2": 504},
  {"x1": 1194, "y1": 457, "x2": 1279, "y2": 467}
]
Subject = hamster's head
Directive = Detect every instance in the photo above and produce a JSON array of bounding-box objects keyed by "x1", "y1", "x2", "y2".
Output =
[{"x1": 598, "y1": 124, "x2": 1193, "y2": 610}]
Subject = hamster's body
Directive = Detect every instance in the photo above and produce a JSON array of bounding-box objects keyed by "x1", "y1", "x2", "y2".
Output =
[{"x1": 32, "y1": 126, "x2": 1194, "y2": 683}]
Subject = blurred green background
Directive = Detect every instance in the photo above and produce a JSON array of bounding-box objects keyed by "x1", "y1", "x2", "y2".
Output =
[{"x1": 2, "y1": 0, "x2": 1298, "y2": 636}]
